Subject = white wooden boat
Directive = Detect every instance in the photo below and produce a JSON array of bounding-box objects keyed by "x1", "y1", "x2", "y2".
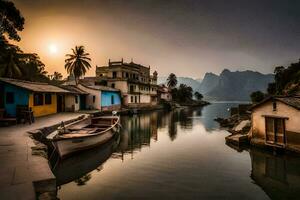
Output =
[{"x1": 47, "y1": 115, "x2": 120, "y2": 158}]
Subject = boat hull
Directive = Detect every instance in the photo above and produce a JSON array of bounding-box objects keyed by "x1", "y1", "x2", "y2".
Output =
[{"x1": 54, "y1": 126, "x2": 118, "y2": 158}]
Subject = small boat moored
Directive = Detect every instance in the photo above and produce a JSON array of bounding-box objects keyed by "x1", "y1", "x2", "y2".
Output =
[{"x1": 47, "y1": 115, "x2": 120, "y2": 158}]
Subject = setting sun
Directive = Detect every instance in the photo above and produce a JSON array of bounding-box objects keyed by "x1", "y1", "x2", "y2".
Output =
[{"x1": 48, "y1": 44, "x2": 58, "y2": 54}]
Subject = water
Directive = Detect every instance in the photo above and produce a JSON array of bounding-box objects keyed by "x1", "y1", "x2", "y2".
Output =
[{"x1": 55, "y1": 103, "x2": 300, "y2": 200}]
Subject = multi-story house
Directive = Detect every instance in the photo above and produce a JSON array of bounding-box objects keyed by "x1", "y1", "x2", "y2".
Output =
[{"x1": 95, "y1": 59, "x2": 158, "y2": 107}]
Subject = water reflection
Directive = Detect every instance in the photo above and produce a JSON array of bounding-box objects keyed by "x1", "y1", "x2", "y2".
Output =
[
  {"x1": 250, "y1": 148, "x2": 300, "y2": 200},
  {"x1": 56, "y1": 103, "x2": 300, "y2": 200},
  {"x1": 53, "y1": 133, "x2": 120, "y2": 186},
  {"x1": 115, "y1": 108, "x2": 200, "y2": 159}
]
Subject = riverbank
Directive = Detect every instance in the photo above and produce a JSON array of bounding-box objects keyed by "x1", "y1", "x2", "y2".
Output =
[{"x1": 0, "y1": 113, "x2": 83, "y2": 200}]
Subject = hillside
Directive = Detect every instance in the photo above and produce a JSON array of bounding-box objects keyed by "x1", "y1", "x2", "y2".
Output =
[{"x1": 198, "y1": 69, "x2": 274, "y2": 101}]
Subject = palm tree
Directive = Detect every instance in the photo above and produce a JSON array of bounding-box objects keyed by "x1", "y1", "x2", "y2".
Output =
[
  {"x1": 65, "y1": 46, "x2": 91, "y2": 85},
  {"x1": 53, "y1": 71, "x2": 63, "y2": 81},
  {"x1": 167, "y1": 73, "x2": 177, "y2": 88},
  {"x1": 0, "y1": 49, "x2": 22, "y2": 78}
]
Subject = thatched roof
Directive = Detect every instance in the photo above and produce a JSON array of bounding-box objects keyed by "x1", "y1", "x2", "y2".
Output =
[{"x1": 0, "y1": 78, "x2": 70, "y2": 93}]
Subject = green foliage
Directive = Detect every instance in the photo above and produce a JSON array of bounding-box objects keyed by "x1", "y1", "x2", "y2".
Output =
[
  {"x1": 0, "y1": 0, "x2": 25, "y2": 41},
  {"x1": 167, "y1": 73, "x2": 177, "y2": 88},
  {"x1": 267, "y1": 83, "x2": 276, "y2": 95},
  {"x1": 0, "y1": 1, "x2": 48, "y2": 82},
  {"x1": 0, "y1": 41, "x2": 22, "y2": 78},
  {"x1": 194, "y1": 91, "x2": 203, "y2": 101},
  {"x1": 250, "y1": 91, "x2": 265, "y2": 103},
  {"x1": 172, "y1": 84, "x2": 193, "y2": 103},
  {"x1": 65, "y1": 46, "x2": 91, "y2": 85},
  {"x1": 267, "y1": 59, "x2": 300, "y2": 95},
  {"x1": 20, "y1": 53, "x2": 49, "y2": 81}
]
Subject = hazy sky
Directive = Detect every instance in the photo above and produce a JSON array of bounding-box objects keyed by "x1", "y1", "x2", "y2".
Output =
[{"x1": 13, "y1": 0, "x2": 300, "y2": 78}]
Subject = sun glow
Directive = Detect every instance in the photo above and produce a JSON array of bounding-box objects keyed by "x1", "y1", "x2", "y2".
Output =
[{"x1": 48, "y1": 44, "x2": 58, "y2": 54}]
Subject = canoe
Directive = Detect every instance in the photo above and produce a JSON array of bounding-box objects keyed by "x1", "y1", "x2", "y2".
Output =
[{"x1": 47, "y1": 115, "x2": 120, "y2": 158}]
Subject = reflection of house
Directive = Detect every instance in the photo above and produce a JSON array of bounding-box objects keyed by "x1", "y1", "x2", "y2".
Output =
[
  {"x1": 95, "y1": 59, "x2": 158, "y2": 107},
  {"x1": 77, "y1": 83, "x2": 121, "y2": 111},
  {"x1": 250, "y1": 148, "x2": 300, "y2": 199},
  {"x1": 158, "y1": 84, "x2": 172, "y2": 102},
  {"x1": 0, "y1": 78, "x2": 72, "y2": 117},
  {"x1": 250, "y1": 96, "x2": 300, "y2": 152}
]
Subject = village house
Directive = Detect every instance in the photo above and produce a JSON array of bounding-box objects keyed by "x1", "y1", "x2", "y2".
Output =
[
  {"x1": 250, "y1": 96, "x2": 300, "y2": 152},
  {"x1": 95, "y1": 59, "x2": 159, "y2": 108},
  {"x1": 158, "y1": 84, "x2": 172, "y2": 102},
  {"x1": 60, "y1": 85, "x2": 88, "y2": 111},
  {"x1": 0, "y1": 78, "x2": 74, "y2": 118},
  {"x1": 76, "y1": 83, "x2": 121, "y2": 111}
]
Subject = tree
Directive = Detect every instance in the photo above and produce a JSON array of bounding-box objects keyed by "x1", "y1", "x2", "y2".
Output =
[
  {"x1": 267, "y1": 60, "x2": 300, "y2": 95},
  {"x1": 250, "y1": 91, "x2": 265, "y2": 103},
  {"x1": 65, "y1": 46, "x2": 91, "y2": 85},
  {"x1": 0, "y1": 1, "x2": 49, "y2": 82},
  {"x1": 267, "y1": 83, "x2": 276, "y2": 95},
  {"x1": 194, "y1": 91, "x2": 203, "y2": 101},
  {"x1": 0, "y1": 0, "x2": 25, "y2": 41},
  {"x1": 0, "y1": 46, "x2": 22, "y2": 78},
  {"x1": 167, "y1": 73, "x2": 177, "y2": 88},
  {"x1": 53, "y1": 71, "x2": 63, "y2": 81},
  {"x1": 177, "y1": 84, "x2": 193, "y2": 102}
]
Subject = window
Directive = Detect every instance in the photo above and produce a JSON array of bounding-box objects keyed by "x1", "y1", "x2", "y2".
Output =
[
  {"x1": 111, "y1": 95, "x2": 115, "y2": 104},
  {"x1": 111, "y1": 83, "x2": 115, "y2": 88},
  {"x1": 131, "y1": 96, "x2": 134, "y2": 103},
  {"x1": 45, "y1": 94, "x2": 52, "y2": 104},
  {"x1": 34, "y1": 93, "x2": 44, "y2": 106},
  {"x1": 135, "y1": 96, "x2": 137, "y2": 103},
  {"x1": 126, "y1": 72, "x2": 129, "y2": 78},
  {"x1": 93, "y1": 96, "x2": 96, "y2": 103},
  {"x1": 75, "y1": 95, "x2": 78, "y2": 104},
  {"x1": 112, "y1": 71, "x2": 117, "y2": 78},
  {"x1": 6, "y1": 92, "x2": 14, "y2": 104},
  {"x1": 130, "y1": 85, "x2": 134, "y2": 92},
  {"x1": 272, "y1": 101, "x2": 277, "y2": 111}
]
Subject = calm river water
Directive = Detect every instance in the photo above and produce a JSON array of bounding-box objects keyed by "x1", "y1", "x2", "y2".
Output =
[{"x1": 55, "y1": 103, "x2": 300, "y2": 200}]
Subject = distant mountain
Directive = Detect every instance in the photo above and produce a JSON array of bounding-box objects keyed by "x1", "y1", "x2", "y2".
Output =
[
  {"x1": 157, "y1": 76, "x2": 202, "y2": 91},
  {"x1": 198, "y1": 69, "x2": 274, "y2": 101}
]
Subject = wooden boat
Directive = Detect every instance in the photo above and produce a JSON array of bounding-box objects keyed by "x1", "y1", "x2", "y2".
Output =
[{"x1": 47, "y1": 115, "x2": 120, "y2": 158}]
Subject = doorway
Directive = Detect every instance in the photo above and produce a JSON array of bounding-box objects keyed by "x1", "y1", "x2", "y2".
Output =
[
  {"x1": 265, "y1": 117, "x2": 286, "y2": 145},
  {"x1": 57, "y1": 95, "x2": 64, "y2": 112},
  {"x1": 80, "y1": 95, "x2": 86, "y2": 110}
]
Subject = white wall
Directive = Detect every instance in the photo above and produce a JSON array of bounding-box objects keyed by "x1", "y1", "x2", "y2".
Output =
[
  {"x1": 77, "y1": 84, "x2": 101, "y2": 110},
  {"x1": 65, "y1": 94, "x2": 80, "y2": 111}
]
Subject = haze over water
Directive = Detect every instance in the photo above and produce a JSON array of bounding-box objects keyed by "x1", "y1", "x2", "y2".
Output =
[{"x1": 55, "y1": 103, "x2": 300, "y2": 199}]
